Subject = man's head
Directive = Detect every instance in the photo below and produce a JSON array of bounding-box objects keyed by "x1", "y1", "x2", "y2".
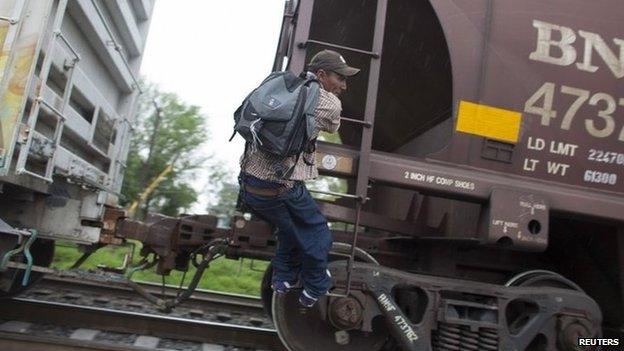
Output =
[{"x1": 307, "y1": 50, "x2": 360, "y2": 96}]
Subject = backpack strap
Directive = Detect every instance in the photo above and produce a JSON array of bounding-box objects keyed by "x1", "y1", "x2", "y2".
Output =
[
  {"x1": 239, "y1": 141, "x2": 250, "y2": 174},
  {"x1": 301, "y1": 71, "x2": 319, "y2": 87},
  {"x1": 304, "y1": 78, "x2": 319, "y2": 87},
  {"x1": 303, "y1": 155, "x2": 315, "y2": 166},
  {"x1": 302, "y1": 138, "x2": 317, "y2": 166},
  {"x1": 236, "y1": 142, "x2": 251, "y2": 211},
  {"x1": 280, "y1": 152, "x2": 301, "y2": 180}
]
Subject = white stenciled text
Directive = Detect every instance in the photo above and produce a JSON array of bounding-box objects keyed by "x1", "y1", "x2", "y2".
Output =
[
  {"x1": 403, "y1": 171, "x2": 475, "y2": 191},
  {"x1": 524, "y1": 82, "x2": 624, "y2": 142}
]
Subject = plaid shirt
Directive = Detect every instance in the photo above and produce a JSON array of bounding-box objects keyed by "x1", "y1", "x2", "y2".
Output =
[{"x1": 240, "y1": 88, "x2": 341, "y2": 187}]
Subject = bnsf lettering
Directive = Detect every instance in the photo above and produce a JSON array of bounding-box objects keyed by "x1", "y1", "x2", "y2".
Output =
[{"x1": 529, "y1": 20, "x2": 624, "y2": 78}]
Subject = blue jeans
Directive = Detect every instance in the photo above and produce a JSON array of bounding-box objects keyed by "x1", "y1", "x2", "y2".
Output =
[{"x1": 240, "y1": 174, "x2": 332, "y2": 298}]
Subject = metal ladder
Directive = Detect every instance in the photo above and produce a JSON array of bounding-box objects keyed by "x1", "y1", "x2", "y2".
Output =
[
  {"x1": 15, "y1": 0, "x2": 80, "y2": 183},
  {"x1": 293, "y1": 0, "x2": 389, "y2": 296}
]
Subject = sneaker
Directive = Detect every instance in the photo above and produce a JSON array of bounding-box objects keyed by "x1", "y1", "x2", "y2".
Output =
[
  {"x1": 298, "y1": 290, "x2": 318, "y2": 308},
  {"x1": 271, "y1": 280, "x2": 295, "y2": 294}
]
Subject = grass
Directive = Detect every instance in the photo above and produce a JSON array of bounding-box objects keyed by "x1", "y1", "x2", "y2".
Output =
[{"x1": 51, "y1": 242, "x2": 268, "y2": 296}]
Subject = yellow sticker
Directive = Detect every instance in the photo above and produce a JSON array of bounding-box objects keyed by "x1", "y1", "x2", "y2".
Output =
[{"x1": 456, "y1": 101, "x2": 521, "y2": 143}]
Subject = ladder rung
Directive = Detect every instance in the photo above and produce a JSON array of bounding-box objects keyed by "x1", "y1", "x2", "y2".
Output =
[
  {"x1": 0, "y1": 16, "x2": 18, "y2": 25},
  {"x1": 87, "y1": 141, "x2": 111, "y2": 159},
  {"x1": 340, "y1": 117, "x2": 372, "y2": 128},
  {"x1": 327, "y1": 291, "x2": 350, "y2": 298},
  {"x1": 37, "y1": 97, "x2": 67, "y2": 121},
  {"x1": 299, "y1": 39, "x2": 379, "y2": 58},
  {"x1": 55, "y1": 31, "x2": 81, "y2": 61},
  {"x1": 15, "y1": 167, "x2": 53, "y2": 183},
  {"x1": 308, "y1": 189, "x2": 368, "y2": 201},
  {"x1": 115, "y1": 159, "x2": 127, "y2": 168}
]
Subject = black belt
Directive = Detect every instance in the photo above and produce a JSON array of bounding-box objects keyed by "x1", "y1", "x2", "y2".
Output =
[{"x1": 243, "y1": 184, "x2": 289, "y2": 197}]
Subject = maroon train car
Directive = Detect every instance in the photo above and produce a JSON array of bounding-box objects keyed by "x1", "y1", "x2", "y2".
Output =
[{"x1": 268, "y1": 0, "x2": 624, "y2": 349}]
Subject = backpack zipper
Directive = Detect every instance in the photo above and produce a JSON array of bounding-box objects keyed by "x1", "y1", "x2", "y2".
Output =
[{"x1": 283, "y1": 83, "x2": 309, "y2": 156}]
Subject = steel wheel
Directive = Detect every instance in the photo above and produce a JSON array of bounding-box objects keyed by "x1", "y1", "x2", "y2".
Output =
[
  {"x1": 271, "y1": 243, "x2": 390, "y2": 351},
  {"x1": 505, "y1": 270, "x2": 583, "y2": 291},
  {"x1": 261, "y1": 242, "x2": 380, "y2": 318},
  {"x1": 505, "y1": 270, "x2": 598, "y2": 351},
  {"x1": 260, "y1": 262, "x2": 275, "y2": 318}
]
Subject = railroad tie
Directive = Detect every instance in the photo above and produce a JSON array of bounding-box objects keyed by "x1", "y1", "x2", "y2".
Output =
[
  {"x1": 134, "y1": 335, "x2": 160, "y2": 348},
  {"x1": 69, "y1": 328, "x2": 100, "y2": 341},
  {"x1": 0, "y1": 321, "x2": 31, "y2": 333},
  {"x1": 202, "y1": 343, "x2": 225, "y2": 351}
]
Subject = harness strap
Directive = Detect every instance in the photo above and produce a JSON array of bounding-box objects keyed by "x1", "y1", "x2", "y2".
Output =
[{"x1": 281, "y1": 152, "x2": 301, "y2": 180}]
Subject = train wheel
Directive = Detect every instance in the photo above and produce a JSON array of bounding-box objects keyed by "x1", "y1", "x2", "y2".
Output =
[
  {"x1": 271, "y1": 243, "x2": 391, "y2": 351},
  {"x1": 505, "y1": 270, "x2": 583, "y2": 291},
  {"x1": 260, "y1": 242, "x2": 380, "y2": 319},
  {"x1": 260, "y1": 261, "x2": 275, "y2": 318},
  {"x1": 505, "y1": 270, "x2": 599, "y2": 351},
  {"x1": 0, "y1": 238, "x2": 55, "y2": 299}
]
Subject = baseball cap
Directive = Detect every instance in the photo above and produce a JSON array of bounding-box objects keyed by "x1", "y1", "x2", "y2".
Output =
[{"x1": 307, "y1": 49, "x2": 360, "y2": 77}]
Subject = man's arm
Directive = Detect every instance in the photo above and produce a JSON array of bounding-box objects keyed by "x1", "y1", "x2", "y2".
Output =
[{"x1": 315, "y1": 89, "x2": 342, "y2": 134}]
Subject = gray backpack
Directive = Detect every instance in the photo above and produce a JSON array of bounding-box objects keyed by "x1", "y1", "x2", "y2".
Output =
[{"x1": 230, "y1": 71, "x2": 320, "y2": 165}]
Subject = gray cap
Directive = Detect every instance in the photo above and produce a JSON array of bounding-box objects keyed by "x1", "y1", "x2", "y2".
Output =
[{"x1": 307, "y1": 49, "x2": 360, "y2": 77}]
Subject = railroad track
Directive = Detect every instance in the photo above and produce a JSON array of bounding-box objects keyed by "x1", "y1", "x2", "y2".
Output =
[
  {"x1": 0, "y1": 276, "x2": 284, "y2": 351},
  {"x1": 34, "y1": 276, "x2": 266, "y2": 318}
]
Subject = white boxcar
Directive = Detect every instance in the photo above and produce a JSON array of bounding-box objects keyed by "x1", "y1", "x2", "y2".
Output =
[{"x1": 0, "y1": 0, "x2": 154, "y2": 250}]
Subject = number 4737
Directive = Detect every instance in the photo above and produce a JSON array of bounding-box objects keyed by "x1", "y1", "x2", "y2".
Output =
[{"x1": 524, "y1": 82, "x2": 624, "y2": 141}]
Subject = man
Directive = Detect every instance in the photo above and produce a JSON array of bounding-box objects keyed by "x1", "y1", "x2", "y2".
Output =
[{"x1": 239, "y1": 49, "x2": 359, "y2": 307}]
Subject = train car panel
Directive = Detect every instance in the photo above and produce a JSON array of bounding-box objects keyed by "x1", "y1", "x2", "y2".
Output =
[{"x1": 429, "y1": 0, "x2": 624, "y2": 195}]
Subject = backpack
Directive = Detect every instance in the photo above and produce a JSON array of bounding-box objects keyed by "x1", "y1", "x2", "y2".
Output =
[{"x1": 230, "y1": 71, "x2": 320, "y2": 165}]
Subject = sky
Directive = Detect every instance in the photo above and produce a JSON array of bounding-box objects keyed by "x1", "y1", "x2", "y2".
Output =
[{"x1": 139, "y1": 1, "x2": 286, "y2": 211}]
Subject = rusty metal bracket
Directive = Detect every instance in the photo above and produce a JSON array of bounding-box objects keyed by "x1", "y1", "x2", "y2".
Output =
[
  {"x1": 478, "y1": 188, "x2": 549, "y2": 252},
  {"x1": 125, "y1": 239, "x2": 229, "y2": 310}
]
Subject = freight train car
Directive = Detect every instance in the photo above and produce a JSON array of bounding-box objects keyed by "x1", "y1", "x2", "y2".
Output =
[
  {"x1": 263, "y1": 0, "x2": 624, "y2": 349},
  {"x1": 0, "y1": 0, "x2": 154, "y2": 295}
]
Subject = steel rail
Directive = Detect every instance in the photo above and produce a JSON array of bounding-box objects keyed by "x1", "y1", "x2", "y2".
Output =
[
  {"x1": 38, "y1": 275, "x2": 263, "y2": 315},
  {"x1": 0, "y1": 298, "x2": 284, "y2": 350}
]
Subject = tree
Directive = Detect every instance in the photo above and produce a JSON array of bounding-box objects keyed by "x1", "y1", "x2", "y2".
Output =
[
  {"x1": 209, "y1": 182, "x2": 239, "y2": 217},
  {"x1": 205, "y1": 167, "x2": 239, "y2": 218},
  {"x1": 121, "y1": 81, "x2": 208, "y2": 218}
]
